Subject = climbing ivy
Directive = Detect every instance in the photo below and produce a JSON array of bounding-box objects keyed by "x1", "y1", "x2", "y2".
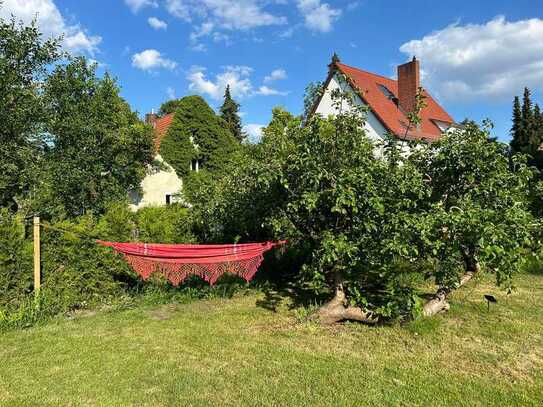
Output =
[{"x1": 160, "y1": 96, "x2": 239, "y2": 179}]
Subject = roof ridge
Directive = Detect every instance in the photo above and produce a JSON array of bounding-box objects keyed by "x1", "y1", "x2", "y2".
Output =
[{"x1": 337, "y1": 62, "x2": 397, "y2": 84}]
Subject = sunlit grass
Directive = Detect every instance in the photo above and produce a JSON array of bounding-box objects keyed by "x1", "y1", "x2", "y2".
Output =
[{"x1": 0, "y1": 273, "x2": 541, "y2": 406}]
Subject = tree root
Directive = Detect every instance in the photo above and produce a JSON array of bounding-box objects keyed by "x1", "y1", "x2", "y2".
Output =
[
  {"x1": 422, "y1": 270, "x2": 476, "y2": 317},
  {"x1": 311, "y1": 287, "x2": 379, "y2": 325}
]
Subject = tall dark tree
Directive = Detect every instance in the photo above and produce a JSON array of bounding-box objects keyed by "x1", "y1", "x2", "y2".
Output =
[
  {"x1": 532, "y1": 104, "x2": 543, "y2": 169},
  {"x1": 510, "y1": 96, "x2": 524, "y2": 153},
  {"x1": 511, "y1": 87, "x2": 543, "y2": 171},
  {"x1": 521, "y1": 87, "x2": 534, "y2": 136},
  {"x1": 219, "y1": 85, "x2": 244, "y2": 142}
]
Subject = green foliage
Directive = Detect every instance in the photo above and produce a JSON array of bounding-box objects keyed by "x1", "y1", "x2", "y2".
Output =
[
  {"x1": 135, "y1": 205, "x2": 195, "y2": 243},
  {"x1": 189, "y1": 107, "x2": 298, "y2": 243},
  {"x1": 38, "y1": 58, "x2": 154, "y2": 217},
  {"x1": 0, "y1": 202, "x2": 198, "y2": 329},
  {"x1": 160, "y1": 95, "x2": 239, "y2": 179},
  {"x1": 269, "y1": 94, "x2": 431, "y2": 319},
  {"x1": 302, "y1": 81, "x2": 323, "y2": 120},
  {"x1": 190, "y1": 85, "x2": 537, "y2": 321},
  {"x1": 0, "y1": 13, "x2": 61, "y2": 210},
  {"x1": 510, "y1": 87, "x2": 543, "y2": 170},
  {"x1": 158, "y1": 98, "x2": 184, "y2": 116},
  {"x1": 414, "y1": 121, "x2": 536, "y2": 291},
  {"x1": 219, "y1": 85, "x2": 244, "y2": 142},
  {"x1": 0, "y1": 209, "x2": 33, "y2": 306}
]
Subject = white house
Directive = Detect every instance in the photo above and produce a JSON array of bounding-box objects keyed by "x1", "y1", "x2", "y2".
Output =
[
  {"x1": 129, "y1": 112, "x2": 185, "y2": 210},
  {"x1": 311, "y1": 55, "x2": 457, "y2": 142}
]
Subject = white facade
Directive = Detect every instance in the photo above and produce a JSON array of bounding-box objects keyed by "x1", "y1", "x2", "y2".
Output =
[
  {"x1": 129, "y1": 154, "x2": 183, "y2": 211},
  {"x1": 314, "y1": 73, "x2": 389, "y2": 142}
]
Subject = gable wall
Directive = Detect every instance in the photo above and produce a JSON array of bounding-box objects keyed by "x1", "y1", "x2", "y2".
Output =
[
  {"x1": 314, "y1": 73, "x2": 389, "y2": 142},
  {"x1": 129, "y1": 154, "x2": 183, "y2": 211}
]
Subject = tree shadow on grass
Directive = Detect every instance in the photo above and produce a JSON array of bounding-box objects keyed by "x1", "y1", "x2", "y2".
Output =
[
  {"x1": 523, "y1": 256, "x2": 543, "y2": 275},
  {"x1": 255, "y1": 282, "x2": 329, "y2": 313}
]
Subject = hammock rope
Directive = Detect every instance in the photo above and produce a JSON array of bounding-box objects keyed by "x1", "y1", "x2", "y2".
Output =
[{"x1": 97, "y1": 240, "x2": 287, "y2": 286}]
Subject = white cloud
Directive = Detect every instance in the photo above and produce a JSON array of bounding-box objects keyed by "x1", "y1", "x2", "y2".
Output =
[
  {"x1": 190, "y1": 22, "x2": 215, "y2": 42},
  {"x1": 347, "y1": 1, "x2": 359, "y2": 11},
  {"x1": 279, "y1": 26, "x2": 296, "y2": 39},
  {"x1": 166, "y1": 0, "x2": 287, "y2": 30},
  {"x1": 167, "y1": 87, "x2": 176, "y2": 99},
  {"x1": 132, "y1": 49, "x2": 177, "y2": 71},
  {"x1": 264, "y1": 68, "x2": 287, "y2": 83},
  {"x1": 125, "y1": 0, "x2": 158, "y2": 13},
  {"x1": 0, "y1": 0, "x2": 101, "y2": 56},
  {"x1": 165, "y1": 0, "x2": 192, "y2": 20},
  {"x1": 255, "y1": 85, "x2": 289, "y2": 96},
  {"x1": 166, "y1": 0, "x2": 286, "y2": 49},
  {"x1": 187, "y1": 65, "x2": 290, "y2": 100},
  {"x1": 148, "y1": 17, "x2": 167, "y2": 30},
  {"x1": 243, "y1": 124, "x2": 264, "y2": 143},
  {"x1": 187, "y1": 65, "x2": 253, "y2": 100},
  {"x1": 400, "y1": 16, "x2": 543, "y2": 101},
  {"x1": 297, "y1": 0, "x2": 341, "y2": 33}
]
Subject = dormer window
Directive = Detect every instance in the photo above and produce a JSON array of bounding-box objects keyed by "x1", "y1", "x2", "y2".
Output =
[{"x1": 378, "y1": 84, "x2": 395, "y2": 100}]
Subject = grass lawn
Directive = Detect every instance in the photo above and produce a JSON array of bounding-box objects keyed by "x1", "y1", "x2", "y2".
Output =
[{"x1": 0, "y1": 272, "x2": 542, "y2": 406}]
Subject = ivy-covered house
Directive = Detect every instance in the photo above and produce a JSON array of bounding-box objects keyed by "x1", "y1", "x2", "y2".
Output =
[
  {"x1": 311, "y1": 55, "x2": 458, "y2": 141},
  {"x1": 129, "y1": 95, "x2": 238, "y2": 210},
  {"x1": 128, "y1": 112, "x2": 185, "y2": 210}
]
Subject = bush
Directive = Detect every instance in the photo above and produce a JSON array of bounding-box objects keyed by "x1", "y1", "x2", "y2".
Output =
[
  {"x1": 0, "y1": 209, "x2": 33, "y2": 308},
  {"x1": 136, "y1": 204, "x2": 195, "y2": 243},
  {"x1": 0, "y1": 202, "x2": 242, "y2": 330}
]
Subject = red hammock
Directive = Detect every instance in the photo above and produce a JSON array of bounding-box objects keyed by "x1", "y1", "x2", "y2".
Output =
[{"x1": 97, "y1": 240, "x2": 286, "y2": 286}]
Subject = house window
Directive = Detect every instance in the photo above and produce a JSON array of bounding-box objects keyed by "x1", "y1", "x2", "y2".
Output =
[
  {"x1": 165, "y1": 194, "x2": 172, "y2": 205},
  {"x1": 377, "y1": 84, "x2": 395, "y2": 100},
  {"x1": 191, "y1": 159, "x2": 201, "y2": 172}
]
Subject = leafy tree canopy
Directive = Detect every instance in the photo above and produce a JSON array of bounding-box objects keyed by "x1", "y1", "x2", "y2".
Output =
[
  {"x1": 416, "y1": 122, "x2": 534, "y2": 291},
  {"x1": 39, "y1": 58, "x2": 154, "y2": 217},
  {"x1": 0, "y1": 14, "x2": 61, "y2": 211},
  {"x1": 302, "y1": 81, "x2": 324, "y2": 120},
  {"x1": 158, "y1": 99, "x2": 184, "y2": 116},
  {"x1": 190, "y1": 89, "x2": 537, "y2": 323}
]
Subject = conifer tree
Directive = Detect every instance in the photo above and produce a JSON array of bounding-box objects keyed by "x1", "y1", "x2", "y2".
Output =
[
  {"x1": 511, "y1": 87, "x2": 543, "y2": 172},
  {"x1": 532, "y1": 104, "x2": 543, "y2": 169},
  {"x1": 521, "y1": 87, "x2": 534, "y2": 146},
  {"x1": 510, "y1": 96, "x2": 524, "y2": 153},
  {"x1": 219, "y1": 85, "x2": 244, "y2": 142}
]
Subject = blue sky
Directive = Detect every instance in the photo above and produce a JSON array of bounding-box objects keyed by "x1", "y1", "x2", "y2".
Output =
[{"x1": 2, "y1": 0, "x2": 542, "y2": 142}]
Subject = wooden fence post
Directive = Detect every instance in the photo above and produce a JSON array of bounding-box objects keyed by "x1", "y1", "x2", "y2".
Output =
[{"x1": 33, "y1": 216, "x2": 41, "y2": 295}]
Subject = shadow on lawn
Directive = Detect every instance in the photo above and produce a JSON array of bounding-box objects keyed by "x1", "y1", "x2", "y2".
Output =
[{"x1": 255, "y1": 283, "x2": 328, "y2": 313}]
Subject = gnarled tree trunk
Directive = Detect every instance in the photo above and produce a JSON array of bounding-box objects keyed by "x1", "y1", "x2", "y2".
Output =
[
  {"x1": 312, "y1": 276, "x2": 378, "y2": 325},
  {"x1": 422, "y1": 247, "x2": 480, "y2": 317}
]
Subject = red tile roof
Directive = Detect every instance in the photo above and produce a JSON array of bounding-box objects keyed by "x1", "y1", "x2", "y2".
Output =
[
  {"x1": 152, "y1": 113, "x2": 174, "y2": 152},
  {"x1": 331, "y1": 62, "x2": 455, "y2": 141}
]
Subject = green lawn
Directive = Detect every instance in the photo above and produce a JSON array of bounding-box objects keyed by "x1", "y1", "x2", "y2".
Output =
[{"x1": 0, "y1": 273, "x2": 542, "y2": 406}]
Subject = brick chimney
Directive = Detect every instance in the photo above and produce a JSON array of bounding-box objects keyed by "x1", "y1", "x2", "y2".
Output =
[
  {"x1": 397, "y1": 56, "x2": 420, "y2": 114},
  {"x1": 145, "y1": 110, "x2": 158, "y2": 128}
]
